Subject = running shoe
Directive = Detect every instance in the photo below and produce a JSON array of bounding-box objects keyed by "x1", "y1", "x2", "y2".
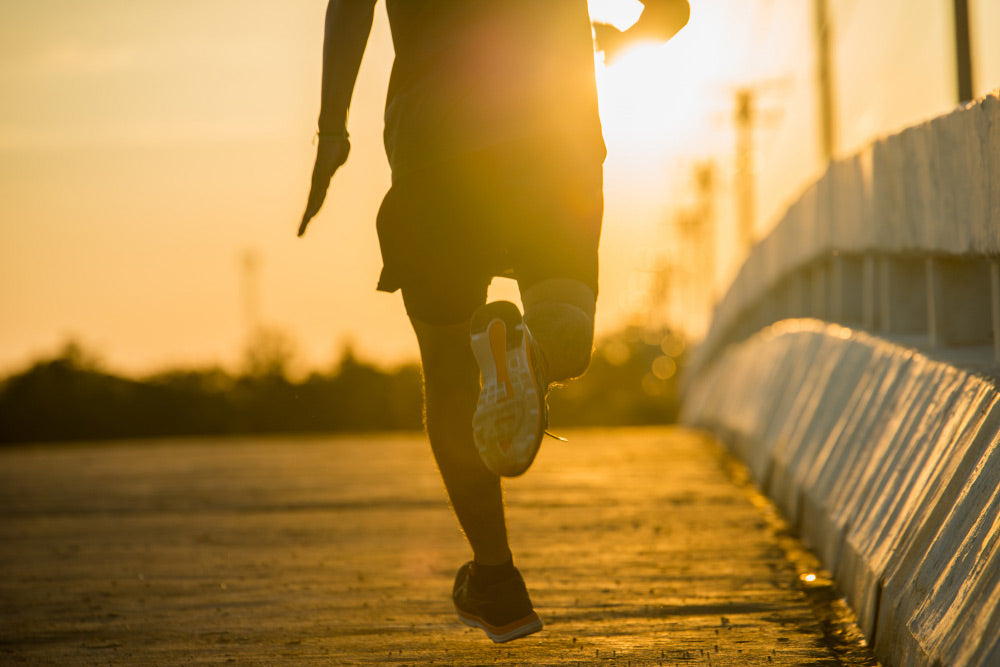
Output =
[
  {"x1": 470, "y1": 300, "x2": 547, "y2": 477},
  {"x1": 452, "y1": 561, "x2": 543, "y2": 643}
]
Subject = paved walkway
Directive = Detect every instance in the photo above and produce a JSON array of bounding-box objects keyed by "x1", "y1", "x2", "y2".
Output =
[{"x1": 0, "y1": 427, "x2": 877, "y2": 665}]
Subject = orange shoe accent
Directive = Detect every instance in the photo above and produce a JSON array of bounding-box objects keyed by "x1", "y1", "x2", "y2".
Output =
[
  {"x1": 488, "y1": 319, "x2": 516, "y2": 454},
  {"x1": 488, "y1": 319, "x2": 513, "y2": 399}
]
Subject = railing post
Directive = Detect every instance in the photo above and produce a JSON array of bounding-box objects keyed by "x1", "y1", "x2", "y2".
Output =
[
  {"x1": 831, "y1": 254, "x2": 844, "y2": 323},
  {"x1": 789, "y1": 272, "x2": 806, "y2": 318},
  {"x1": 927, "y1": 257, "x2": 942, "y2": 348},
  {"x1": 878, "y1": 257, "x2": 891, "y2": 334},
  {"x1": 812, "y1": 261, "x2": 828, "y2": 320},
  {"x1": 863, "y1": 254, "x2": 877, "y2": 331},
  {"x1": 878, "y1": 256, "x2": 929, "y2": 339},
  {"x1": 992, "y1": 260, "x2": 1000, "y2": 364}
]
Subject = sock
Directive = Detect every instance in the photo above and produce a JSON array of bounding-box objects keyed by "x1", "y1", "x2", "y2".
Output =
[
  {"x1": 522, "y1": 278, "x2": 597, "y2": 383},
  {"x1": 472, "y1": 559, "x2": 517, "y2": 585},
  {"x1": 524, "y1": 301, "x2": 594, "y2": 383}
]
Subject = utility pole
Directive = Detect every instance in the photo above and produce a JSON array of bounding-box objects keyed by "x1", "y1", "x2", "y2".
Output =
[
  {"x1": 663, "y1": 163, "x2": 718, "y2": 335},
  {"x1": 694, "y1": 163, "x2": 717, "y2": 307},
  {"x1": 953, "y1": 0, "x2": 974, "y2": 102},
  {"x1": 240, "y1": 249, "x2": 262, "y2": 342},
  {"x1": 734, "y1": 88, "x2": 755, "y2": 254},
  {"x1": 814, "y1": 0, "x2": 836, "y2": 162}
]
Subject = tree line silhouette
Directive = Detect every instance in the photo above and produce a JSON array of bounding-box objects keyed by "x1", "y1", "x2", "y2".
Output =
[{"x1": 0, "y1": 326, "x2": 683, "y2": 444}]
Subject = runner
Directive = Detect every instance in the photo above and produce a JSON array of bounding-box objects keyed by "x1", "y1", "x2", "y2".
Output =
[{"x1": 299, "y1": 0, "x2": 688, "y2": 643}]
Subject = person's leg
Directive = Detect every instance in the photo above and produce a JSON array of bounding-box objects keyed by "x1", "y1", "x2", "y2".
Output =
[
  {"x1": 379, "y1": 160, "x2": 541, "y2": 642},
  {"x1": 521, "y1": 277, "x2": 596, "y2": 385},
  {"x1": 410, "y1": 317, "x2": 512, "y2": 566},
  {"x1": 503, "y1": 136, "x2": 602, "y2": 388},
  {"x1": 410, "y1": 316, "x2": 543, "y2": 643}
]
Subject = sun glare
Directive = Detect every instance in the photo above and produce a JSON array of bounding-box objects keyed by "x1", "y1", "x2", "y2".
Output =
[
  {"x1": 592, "y1": 1, "x2": 726, "y2": 168},
  {"x1": 596, "y1": 43, "x2": 693, "y2": 160},
  {"x1": 589, "y1": 0, "x2": 644, "y2": 30}
]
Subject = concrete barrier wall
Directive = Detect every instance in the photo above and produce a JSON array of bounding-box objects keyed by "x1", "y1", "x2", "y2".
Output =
[
  {"x1": 682, "y1": 320, "x2": 1000, "y2": 666},
  {"x1": 684, "y1": 90, "x2": 1000, "y2": 667},
  {"x1": 693, "y1": 92, "x2": 1000, "y2": 373}
]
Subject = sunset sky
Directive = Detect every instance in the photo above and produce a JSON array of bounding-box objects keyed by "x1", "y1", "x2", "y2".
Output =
[{"x1": 2, "y1": 0, "x2": 998, "y2": 376}]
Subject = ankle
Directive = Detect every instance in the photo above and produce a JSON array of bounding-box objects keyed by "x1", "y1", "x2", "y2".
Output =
[{"x1": 472, "y1": 559, "x2": 517, "y2": 585}]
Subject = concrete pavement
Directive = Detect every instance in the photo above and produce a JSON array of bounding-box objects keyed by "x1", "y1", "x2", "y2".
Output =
[{"x1": 0, "y1": 427, "x2": 877, "y2": 665}]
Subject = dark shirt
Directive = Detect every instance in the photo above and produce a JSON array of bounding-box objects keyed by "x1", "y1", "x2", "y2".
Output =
[{"x1": 383, "y1": 0, "x2": 606, "y2": 177}]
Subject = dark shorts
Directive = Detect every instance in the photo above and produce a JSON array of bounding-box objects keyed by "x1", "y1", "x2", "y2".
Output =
[{"x1": 375, "y1": 135, "x2": 604, "y2": 325}]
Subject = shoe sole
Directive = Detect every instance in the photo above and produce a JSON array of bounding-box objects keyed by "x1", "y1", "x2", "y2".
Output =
[
  {"x1": 470, "y1": 301, "x2": 545, "y2": 477},
  {"x1": 455, "y1": 607, "x2": 543, "y2": 643}
]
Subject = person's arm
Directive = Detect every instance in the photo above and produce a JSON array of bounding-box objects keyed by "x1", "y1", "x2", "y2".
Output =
[
  {"x1": 298, "y1": 0, "x2": 378, "y2": 237},
  {"x1": 593, "y1": 0, "x2": 690, "y2": 64}
]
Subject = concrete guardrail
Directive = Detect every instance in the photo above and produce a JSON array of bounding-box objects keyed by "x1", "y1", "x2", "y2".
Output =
[
  {"x1": 683, "y1": 92, "x2": 1000, "y2": 667},
  {"x1": 693, "y1": 92, "x2": 1000, "y2": 374}
]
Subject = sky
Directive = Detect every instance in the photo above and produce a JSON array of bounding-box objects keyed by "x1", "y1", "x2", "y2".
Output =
[{"x1": 1, "y1": 0, "x2": 998, "y2": 377}]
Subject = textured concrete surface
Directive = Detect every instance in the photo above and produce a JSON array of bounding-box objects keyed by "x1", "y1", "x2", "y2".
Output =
[
  {"x1": 696, "y1": 91, "x2": 1000, "y2": 373},
  {"x1": 0, "y1": 427, "x2": 875, "y2": 665},
  {"x1": 683, "y1": 320, "x2": 1000, "y2": 666}
]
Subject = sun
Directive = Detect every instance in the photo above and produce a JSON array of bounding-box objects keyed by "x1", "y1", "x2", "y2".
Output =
[
  {"x1": 589, "y1": 0, "x2": 721, "y2": 165},
  {"x1": 596, "y1": 44, "x2": 686, "y2": 158}
]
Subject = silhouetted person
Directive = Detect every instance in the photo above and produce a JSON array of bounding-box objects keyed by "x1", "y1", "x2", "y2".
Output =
[{"x1": 300, "y1": 0, "x2": 688, "y2": 643}]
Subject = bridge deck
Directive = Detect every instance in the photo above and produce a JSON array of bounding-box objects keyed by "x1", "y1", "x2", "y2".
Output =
[{"x1": 0, "y1": 427, "x2": 877, "y2": 665}]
